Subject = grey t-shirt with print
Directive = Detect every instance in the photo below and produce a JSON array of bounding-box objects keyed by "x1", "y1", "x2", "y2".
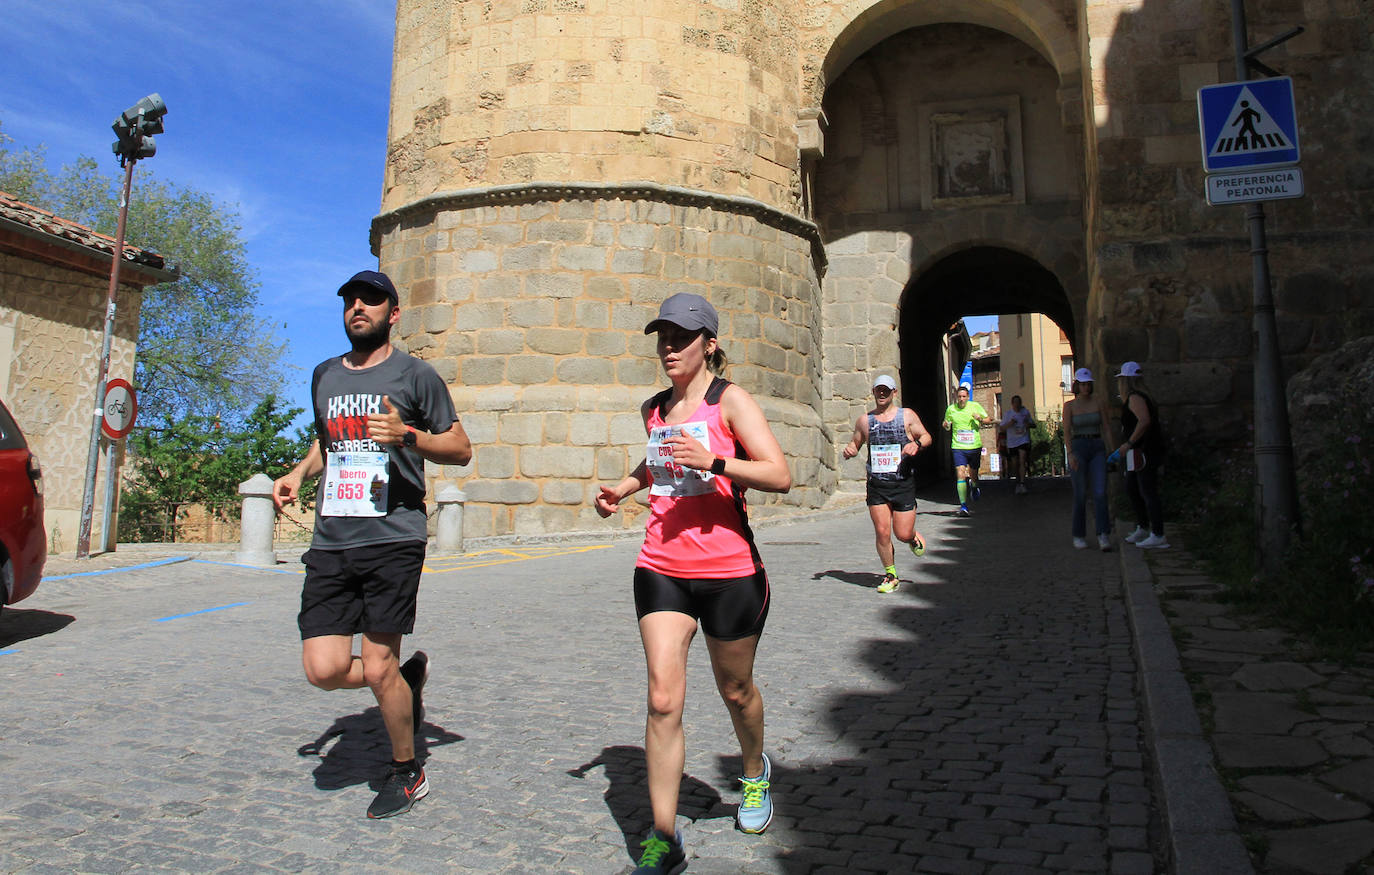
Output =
[{"x1": 309, "y1": 350, "x2": 457, "y2": 549}]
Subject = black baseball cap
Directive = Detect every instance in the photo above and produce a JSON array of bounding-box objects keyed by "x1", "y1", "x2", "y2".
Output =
[{"x1": 337, "y1": 269, "x2": 398, "y2": 305}]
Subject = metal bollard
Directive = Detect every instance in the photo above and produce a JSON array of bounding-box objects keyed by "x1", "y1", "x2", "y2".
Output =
[
  {"x1": 435, "y1": 485, "x2": 465, "y2": 555},
  {"x1": 236, "y1": 473, "x2": 279, "y2": 566}
]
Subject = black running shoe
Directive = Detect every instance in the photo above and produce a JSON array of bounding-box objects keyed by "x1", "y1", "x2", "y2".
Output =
[
  {"x1": 632, "y1": 828, "x2": 686, "y2": 874},
  {"x1": 367, "y1": 763, "x2": 429, "y2": 819},
  {"x1": 399, "y1": 650, "x2": 429, "y2": 733}
]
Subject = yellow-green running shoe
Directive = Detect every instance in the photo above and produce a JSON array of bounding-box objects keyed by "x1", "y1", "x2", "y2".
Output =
[
  {"x1": 910, "y1": 532, "x2": 926, "y2": 557},
  {"x1": 877, "y1": 573, "x2": 900, "y2": 594}
]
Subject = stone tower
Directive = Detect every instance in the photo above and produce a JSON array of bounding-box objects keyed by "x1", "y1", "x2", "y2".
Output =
[{"x1": 375, "y1": 0, "x2": 1374, "y2": 539}]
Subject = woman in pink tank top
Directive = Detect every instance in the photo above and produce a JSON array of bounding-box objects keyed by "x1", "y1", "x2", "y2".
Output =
[{"x1": 595, "y1": 293, "x2": 792, "y2": 869}]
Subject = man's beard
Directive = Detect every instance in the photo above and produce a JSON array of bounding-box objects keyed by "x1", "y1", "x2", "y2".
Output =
[{"x1": 346, "y1": 318, "x2": 390, "y2": 353}]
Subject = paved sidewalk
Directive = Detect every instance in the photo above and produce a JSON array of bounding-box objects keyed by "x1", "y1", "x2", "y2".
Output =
[
  {"x1": 1124, "y1": 541, "x2": 1374, "y2": 874},
  {"x1": 0, "y1": 480, "x2": 1208, "y2": 873}
]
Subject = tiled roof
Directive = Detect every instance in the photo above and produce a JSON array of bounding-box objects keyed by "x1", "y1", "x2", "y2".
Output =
[{"x1": 0, "y1": 190, "x2": 168, "y2": 270}]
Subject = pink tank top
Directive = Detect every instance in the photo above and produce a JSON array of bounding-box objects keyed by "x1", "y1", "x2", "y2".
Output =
[{"x1": 637, "y1": 378, "x2": 759, "y2": 578}]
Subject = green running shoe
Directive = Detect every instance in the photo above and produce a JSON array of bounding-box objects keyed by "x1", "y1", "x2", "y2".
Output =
[
  {"x1": 909, "y1": 532, "x2": 926, "y2": 557},
  {"x1": 877, "y1": 573, "x2": 899, "y2": 594}
]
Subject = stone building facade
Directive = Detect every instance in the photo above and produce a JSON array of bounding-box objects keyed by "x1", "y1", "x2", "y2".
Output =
[
  {"x1": 374, "y1": 0, "x2": 1373, "y2": 538},
  {"x1": 0, "y1": 192, "x2": 175, "y2": 553}
]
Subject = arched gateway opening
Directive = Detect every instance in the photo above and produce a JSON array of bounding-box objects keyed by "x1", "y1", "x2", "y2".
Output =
[
  {"x1": 899, "y1": 246, "x2": 1075, "y2": 482},
  {"x1": 809, "y1": 15, "x2": 1088, "y2": 492}
]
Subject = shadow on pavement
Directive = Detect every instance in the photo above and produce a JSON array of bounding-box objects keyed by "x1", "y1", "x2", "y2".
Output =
[
  {"x1": 810, "y1": 569, "x2": 883, "y2": 589},
  {"x1": 0, "y1": 608, "x2": 75, "y2": 647},
  {"x1": 569, "y1": 744, "x2": 728, "y2": 863},
  {"x1": 297, "y1": 707, "x2": 464, "y2": 790},
  {"x1": 769, "y1": 479, "x2": 1131, "y2": 873}
]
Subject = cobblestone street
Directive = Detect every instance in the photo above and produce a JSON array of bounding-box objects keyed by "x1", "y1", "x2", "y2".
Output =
[{"x1": 2, "y1": 482, "x2": 1161, "y2": 873}]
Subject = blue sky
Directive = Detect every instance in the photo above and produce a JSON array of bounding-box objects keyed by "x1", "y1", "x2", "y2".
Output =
[
  {"x1": 1, "y1": 0, "x2": 394, "y2": 424},
  {"x1": 2, "y1": 1, "x2": 996, "y2": 425}
]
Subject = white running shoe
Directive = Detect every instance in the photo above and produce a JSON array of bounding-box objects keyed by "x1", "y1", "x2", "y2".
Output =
[
  {"x1": 1136, "y1": 533, "x2": 1170, "y2": 549},
  {"x1": 1098, "y1": 534, "x2": 1112, "y2": 552},
  {"x1": 1073, "y1": 537, "x2": 1088, "y2": 549},
  {"x1": 1123, "y1": 526, "x2": 1149, "y2": 544}
]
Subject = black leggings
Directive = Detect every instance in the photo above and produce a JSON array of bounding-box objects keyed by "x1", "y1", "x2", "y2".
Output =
[
  {"x1": 633, "y1": 566, "x2": 770, "y2": 641},
  {"x1": 1126, "y1": 466, "x2": 1165, "y2": 536}
]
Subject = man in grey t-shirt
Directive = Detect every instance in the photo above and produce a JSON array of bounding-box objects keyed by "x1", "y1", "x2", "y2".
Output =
[{"x1": 273, "y1": 269, "x2": 471, "y2": 819}]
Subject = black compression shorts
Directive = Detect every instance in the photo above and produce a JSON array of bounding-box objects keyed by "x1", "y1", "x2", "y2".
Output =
[{"x1": 633, "y1": 566, "x2": 770, "y2": 641}]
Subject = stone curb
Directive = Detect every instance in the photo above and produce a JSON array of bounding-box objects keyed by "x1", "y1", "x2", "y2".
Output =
[{"x1": 1116, "y1": 526, "x2": 1256, "y2": 874}]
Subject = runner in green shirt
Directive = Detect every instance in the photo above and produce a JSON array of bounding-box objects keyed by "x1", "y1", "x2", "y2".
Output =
[{"x1": 942, "y1": 384, "x2": 989, "y2": 516}]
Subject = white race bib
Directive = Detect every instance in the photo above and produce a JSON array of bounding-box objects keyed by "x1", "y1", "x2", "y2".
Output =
[
  {"x1": 870, "y1": 443, "x2": 902, "y2": 474},
  {"x1": 321, "y1": 451, "x2": 389, "y2": 517},
  {"x1": 647, "y1": 422, "x2": 715, "y2": 497},
  {"x1": 955, "y1": 429, "x2": 976, "y2": 445}
]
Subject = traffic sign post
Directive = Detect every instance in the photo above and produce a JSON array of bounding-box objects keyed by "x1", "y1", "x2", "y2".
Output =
[
  {"x1": 1205, "y1": 166, "x2": 1304, "y2": 206},
  {"x1": 1207, "y1": 1, "x2": 1303, "y2": 579},
  {"x1": 101, "y1": 377, "x2": 138, "y2": 440},
  {"x1": 1198, "y1": 77, "x2": 1300, "y2": 172},
  {"x1": 99, "y1": 378, "x2": 137, "y2": 553}
]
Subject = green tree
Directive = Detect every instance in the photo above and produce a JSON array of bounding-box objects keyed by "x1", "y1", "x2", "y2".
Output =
[
  {"x1": 0, "y1": 124, "x2": 288, "y2": 424},
  {"x1": 117, "y1": 395, "x2": 315, "y2": 542}
]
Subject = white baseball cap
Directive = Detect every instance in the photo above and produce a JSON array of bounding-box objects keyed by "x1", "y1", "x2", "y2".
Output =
[
  {"x1": 1115, "y1": 361, "x2": 1142, "y2": 378},
  {"x1": 1074, "y1": 367, "x2": 1093, "y2": 382},
  {"x1": 872, "y1": 375, "x2": 896, "y2": 391}
]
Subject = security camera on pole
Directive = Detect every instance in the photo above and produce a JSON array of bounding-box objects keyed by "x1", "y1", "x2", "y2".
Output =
[{"x1": 75, "y1": 94, "x2": 167, "y2": 559}]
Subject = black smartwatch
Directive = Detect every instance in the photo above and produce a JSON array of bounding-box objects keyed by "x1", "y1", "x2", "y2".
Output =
[
  {"x1": 710, "y1": 456, "x2": 727, "y2": 475},
  {"x1": 402, "y1": 427, "x2": 417, "y2": 448}
]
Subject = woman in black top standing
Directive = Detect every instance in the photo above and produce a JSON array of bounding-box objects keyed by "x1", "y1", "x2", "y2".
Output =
[{"x1": 1112, "y1": 362, "x2": 1169, "y2": 549}]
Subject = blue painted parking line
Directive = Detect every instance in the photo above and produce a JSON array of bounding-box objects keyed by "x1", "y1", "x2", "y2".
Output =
[
  {"x1": 154, "y1": 602, "x2": 250, "y2": 623},
  {"x1": 43, "y1": 556, "x2": 191, "y2": 581},
  {"x1": 0, "y1": 649, "x2": 19, "y2": 656}
]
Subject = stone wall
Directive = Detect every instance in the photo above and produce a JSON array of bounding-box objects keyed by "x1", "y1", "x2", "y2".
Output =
[
  {"x1": 0, "y1": 253, "x2": 140, "y2": 552},
  {"x1": 378, "y1": 0, "x2": 1373, "y2": 535},
  {"x1": 387, "y1": 0, "x2": 805, "y2": 214},
  {"x1": 374, "y1": 189, "x2": 830, "y2": 538},
  {"x1": 1082, "y1": 0, "x2": 1374, "y2": 445}
]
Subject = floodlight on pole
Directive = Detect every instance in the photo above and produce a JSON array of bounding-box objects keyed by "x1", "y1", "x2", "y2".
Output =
[{"x1": 76, "y1": 94, "x2": 166, "y2": 558}]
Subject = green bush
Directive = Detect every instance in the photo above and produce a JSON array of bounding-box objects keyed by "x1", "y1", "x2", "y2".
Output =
[
  {"x1": 1028, "y1": 413, "x2": 1066, "y2": 477},
  {"x1": 1172, "y1": 427, "x2": 1374, "y2": 655}
]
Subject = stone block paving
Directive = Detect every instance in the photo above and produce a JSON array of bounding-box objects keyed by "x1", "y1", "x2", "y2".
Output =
[
  {"x1": 1, "y1": 481, "x2": 1163, "y2": 873},
  {"x1": 1147, "y1": 550, "x2": 1374, "y2": 874}
]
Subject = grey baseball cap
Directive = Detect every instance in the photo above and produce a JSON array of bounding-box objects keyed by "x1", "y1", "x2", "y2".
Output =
[{"x1": 644, "y1": 292, "x2": 719, "y2": 336}]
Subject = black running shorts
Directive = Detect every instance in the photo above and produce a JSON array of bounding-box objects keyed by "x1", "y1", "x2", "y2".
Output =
[
  {"x1": 865, "y1": 476, "x2": 917, "y2": 512},
  {"x1": 298, "y1": 541, "x2": 426, "y2": 640},
  {"x1": 633, "y1": 566, "x2": 770, "y2": 641}
]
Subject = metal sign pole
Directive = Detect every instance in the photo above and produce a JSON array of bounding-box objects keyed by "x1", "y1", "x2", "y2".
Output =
[
  {"x1": 101, "y1": 438, "x2": 119, "y2": 552},
  {"x1": 1230, "y1": 0, "x2": 1301, "y2": 576},
  {"x1": 76, "y1": 157, "x2": 136, "y2": 558}
]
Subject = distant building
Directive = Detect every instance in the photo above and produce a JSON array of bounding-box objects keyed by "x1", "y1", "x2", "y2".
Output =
[
  {"x1": 0, "y1": 191, "x2": 175, "y2": 552},
  {"x1": 998, "y1": 313, "x2": 1074, "y2": 420}
]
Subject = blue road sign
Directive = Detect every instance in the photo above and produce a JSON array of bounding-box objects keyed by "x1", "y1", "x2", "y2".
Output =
[{"x1": 1198, "y1": 77, "x2": 1300, "y2": 172}]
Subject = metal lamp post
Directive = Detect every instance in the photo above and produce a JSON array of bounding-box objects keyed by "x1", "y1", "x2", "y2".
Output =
[{"x1": 75, "y1": 94, "x2": 166, "y2": 558}]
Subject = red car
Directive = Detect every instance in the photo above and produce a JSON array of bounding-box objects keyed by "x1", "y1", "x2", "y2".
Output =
[{"x1": 1, "y1": 399, "x2": 45, "y2": 608}]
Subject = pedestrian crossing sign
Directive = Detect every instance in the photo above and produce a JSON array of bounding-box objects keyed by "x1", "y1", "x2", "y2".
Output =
[{"x1": 1198, "y1": 77, "x2": 1300, "y2": 172}]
